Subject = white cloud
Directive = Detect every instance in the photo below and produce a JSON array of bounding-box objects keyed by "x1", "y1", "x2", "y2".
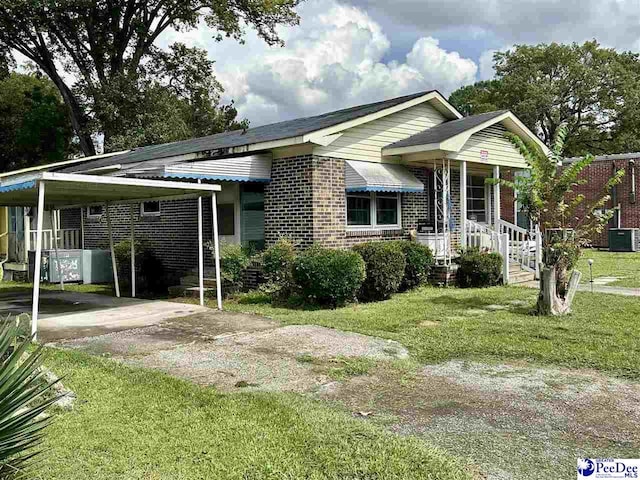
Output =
[
  {"x1": 345, "y1": 0, "x2": 640, "y2": 51},
  {"x1": 478, "y1": 45, "x2": 514, "y2": 81},
  {"x1": 161, "y1": 0, "x2": 478, "y2": 126}
]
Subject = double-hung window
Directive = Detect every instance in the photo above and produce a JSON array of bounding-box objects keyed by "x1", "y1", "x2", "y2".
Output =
[
  {"x1": 346, "y1": 192, "x2": 401, "y2": 229},
  {"x1": 466, "y1": 176, "x2": 487, "y2": 223}
]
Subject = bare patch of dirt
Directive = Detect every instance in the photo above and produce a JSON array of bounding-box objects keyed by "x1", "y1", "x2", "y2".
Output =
[
  {"x1": 55, "y1": 314, "x2": 408, "y2": 393},
  {"x1": 318, "y1": 360, "x2": 640, "y2": 480}
]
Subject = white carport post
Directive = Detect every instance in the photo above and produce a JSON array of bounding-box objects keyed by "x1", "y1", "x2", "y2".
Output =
[
  {"x1": 211, "y1": 192, "x2": 222, "y2": 310},
  {"x1": 130, "y1": 204, "x2": 136, "y2": 298},
  {"x1": 50, "y1": 209, "x2": 64, "y2": 291},
  {"x1": 31, "y1": 181, "x2": 45, "y2": 340},
  {"x1": 197, "y1": 182, "x2": 205, "y2": 307},
  {"x1": 105, "y1": 203, "x2": 120, "y2": 298}
]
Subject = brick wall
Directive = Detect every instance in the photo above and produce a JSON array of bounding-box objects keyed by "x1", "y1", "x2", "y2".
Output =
[
  {"x1": 264, "y1": 155, "x2": 314, "y2": 248},
  {"x1": 499, "y1": 159, "x2": 640, "y2": 247},
  {"x1": 81, "y1": 199, "x2": 215, "y2": 281}
]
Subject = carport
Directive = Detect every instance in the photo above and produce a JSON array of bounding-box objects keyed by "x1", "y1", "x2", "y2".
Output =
[{"x1": 0, "y1": 172, "x2": 223, "y2": 340}]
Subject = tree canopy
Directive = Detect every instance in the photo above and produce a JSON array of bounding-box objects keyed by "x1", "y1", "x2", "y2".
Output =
[
  {"x1": 0, "y1": 72, "x2": 74, "y2": 172},
  {"x1": 449, "y1": 41, "x2": 640, "y2": 157},
  {"x1": 0, "y1": 0, "x2": 301, "y2": 156}
]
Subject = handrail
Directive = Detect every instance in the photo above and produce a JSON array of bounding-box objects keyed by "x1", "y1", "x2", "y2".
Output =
[
  {"x1": 497, "y1": 220, "x2": 537, "y2": 273},
  {"x1": 30, "y1": 229, "x2": 81, "y2": 250}
]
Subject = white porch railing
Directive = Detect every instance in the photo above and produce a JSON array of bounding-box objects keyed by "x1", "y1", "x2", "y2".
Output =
[
  {"x1": 464, "y1": 219, "x2": 542, "y2": 284},
  {"x1": 497, "y1": 220, "x2": 540, "y2": 274},
  {"x1": 30, "y1": 229, "x2": 81, "y2": 250}
]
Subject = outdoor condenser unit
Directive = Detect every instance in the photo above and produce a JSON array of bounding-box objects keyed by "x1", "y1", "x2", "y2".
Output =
[
  {"x1": 608, "y1": 229, "x2": 637, "y2": 252},
  {"x1": 28, "y1": 249, "x2": 113, "y2": 283}
]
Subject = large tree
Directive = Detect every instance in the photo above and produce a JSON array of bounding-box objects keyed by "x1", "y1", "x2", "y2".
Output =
[
  {"x1": 0, "y1": 72, "x2": 74, "y2": 172},
  {"x1": 0, "y1": 1, "x2": 301, "y2": 155},
  {"x1": 449, "y1": 41, "x2": 640, "y2": 156}
]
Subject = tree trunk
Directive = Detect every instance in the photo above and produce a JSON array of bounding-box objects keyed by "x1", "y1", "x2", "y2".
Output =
[{"x1": 536, "y1": 267, "x2": 581, "y2": 316}]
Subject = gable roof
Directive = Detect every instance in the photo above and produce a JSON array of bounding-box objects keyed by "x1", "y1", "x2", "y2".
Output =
[
  {"x1": 61, "y1": 90, "x2": 461, "y2": 174},
  {"x1": 385, "y1": 110, "x2": 508, "y2": 150},
  {"x1": 383, "y1": 109, "x2": 549, "y2": 157}
]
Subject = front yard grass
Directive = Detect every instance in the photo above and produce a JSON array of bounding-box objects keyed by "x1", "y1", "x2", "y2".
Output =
[
  {"x1": 40, "y1": 349, "x2": 469, "y2": 480},
  {"x1": 576, "y1": 249, "x2": 640, "y2": 288},
  {"x1": 224, "y1": 286, "x2": 640, "y2": 379}
]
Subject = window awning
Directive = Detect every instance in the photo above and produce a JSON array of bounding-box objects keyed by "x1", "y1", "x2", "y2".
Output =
[
  {"x1": 345, "y1": 160, "x2": 424, "y2": 193},
  {"x1": 130, "y1": 154, "x2": 272, "y2": 183}
]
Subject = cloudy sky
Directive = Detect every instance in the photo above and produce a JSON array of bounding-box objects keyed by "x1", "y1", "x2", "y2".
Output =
[{"x1": 160, "y1": 0, "x2": 640, "y2": 127}]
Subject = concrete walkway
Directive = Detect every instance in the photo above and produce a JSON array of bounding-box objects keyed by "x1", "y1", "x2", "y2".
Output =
[
  {"x1": 0, "y1": 290, "x2": 208, "y2": 342},
  {"x1": 519, "y1": 280, "x2": 640, "y2": 296}
]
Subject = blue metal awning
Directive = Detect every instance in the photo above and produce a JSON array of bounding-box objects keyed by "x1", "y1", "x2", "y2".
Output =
[{"x1": 345, "y1": 160, "x2": 424, "y2": 193}]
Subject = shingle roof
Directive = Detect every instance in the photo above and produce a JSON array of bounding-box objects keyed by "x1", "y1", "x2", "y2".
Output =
[
  {"x1": 385, "y1": 110, "x2": 508, "y2": 150},
  {"x1": 59, "y1": 90, "x2": 437, "y2": 173}
]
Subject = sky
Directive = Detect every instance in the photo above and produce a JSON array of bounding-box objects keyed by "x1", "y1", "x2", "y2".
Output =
[{"x1": 157, "y1": 0, "x2": 640, "y2": 128}]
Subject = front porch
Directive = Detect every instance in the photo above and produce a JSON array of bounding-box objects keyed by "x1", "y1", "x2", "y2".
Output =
[{"x1": 404, "y1": 158, "x2": 540, "y2": 285}]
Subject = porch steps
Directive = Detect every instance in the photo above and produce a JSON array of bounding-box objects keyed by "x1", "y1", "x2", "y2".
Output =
[
  {"x1": 508, "y1": 262, "x2": 535, "y2": 285},
  {"x1": 169, "y1": 269, "x2": 218, "y2": 298}
]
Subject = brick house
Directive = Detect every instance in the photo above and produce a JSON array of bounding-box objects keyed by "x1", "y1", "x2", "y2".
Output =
[{"x1": 2, "y1": 91, "x2": 546, "y2": 284}]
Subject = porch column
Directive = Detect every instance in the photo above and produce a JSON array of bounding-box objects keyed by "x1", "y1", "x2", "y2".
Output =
[
  {"x1": 493, "y1": 165, "x2": 501, "y2": 228},
  {"x1": 31, "y1": 181, "x2": 45, "y2": 340},
  {"x1": 460, "y1": 160, "x2": 467, "y2": 246}
]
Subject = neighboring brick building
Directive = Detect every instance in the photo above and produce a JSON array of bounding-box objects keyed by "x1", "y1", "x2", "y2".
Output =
[{"x1": 499, "y1": 153, "x2": 640, "y2": 249}]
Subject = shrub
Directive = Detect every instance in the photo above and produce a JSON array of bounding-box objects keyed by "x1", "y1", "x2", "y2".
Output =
[
  {"x1": 456, "y1": 247, "x2": 503, "y2": 288},
  {"x1": 292, "y1": 246, "x2": 365, "y2": 307},
  {"x1": 261, "y1": 238, "x2": 297, "y2": 300},
  {"x1": 114, "y1": 239, "x2": 166, "y2": 295},
  {"x1": 353, "y1": 242, "x2": 406, "y2": 301},
  {"x1": 390, "y1": 240, "x2": 434, "y2": 291},
  {"x1": 210, "y1": 242, "x2": 251, "y2": 294}
]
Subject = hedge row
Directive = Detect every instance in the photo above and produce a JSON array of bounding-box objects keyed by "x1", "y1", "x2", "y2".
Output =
[{"x1": 260, "y1": 238, "x2": 434, "y2": 307}]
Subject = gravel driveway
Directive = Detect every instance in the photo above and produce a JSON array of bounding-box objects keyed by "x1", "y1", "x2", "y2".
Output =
[
  {"x1": 52, "y1": 310, "x2": 639, "y2": 480},
  {"x1": 53, "y1": 310, "x2": 408, "y2": 392}
]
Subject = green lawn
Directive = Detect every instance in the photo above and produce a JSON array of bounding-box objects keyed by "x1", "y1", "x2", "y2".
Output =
[
  {"x1": 224, "y1": 286, "x2": 640, "y2": 379},
  {"x1": 39, "y1": 349, "x2": 469, "y2": 480},
  {"x1": 576, "y1": 249, "x2": 640, "y2": 288}
]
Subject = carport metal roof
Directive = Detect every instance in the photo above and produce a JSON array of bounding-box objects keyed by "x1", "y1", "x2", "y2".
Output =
[
  {"x1": 0, "y1": 172, "x2": 220, "y2": 208},
  {"x1": 0, "y1": 171, "x2": 222, "y2": 341}
]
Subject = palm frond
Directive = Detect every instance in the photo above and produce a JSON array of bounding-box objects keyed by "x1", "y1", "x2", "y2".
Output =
[{"x1": 0, "y1": 320, "x2": 58, "y2": 477}]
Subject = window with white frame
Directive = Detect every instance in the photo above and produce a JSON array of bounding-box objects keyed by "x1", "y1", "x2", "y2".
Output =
[
  {"x1": 141, "y1": 201, "x2": 161, "y2": 216},
  {"x1": 346, "y1": 191, "x2": 401, "y2": 229},
  {"x1": 87, "y1": 205, "x2": 104, "y2": 218},
  {"x1": 466, "y1": 176, "x2": 487, "y2": 223}
]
